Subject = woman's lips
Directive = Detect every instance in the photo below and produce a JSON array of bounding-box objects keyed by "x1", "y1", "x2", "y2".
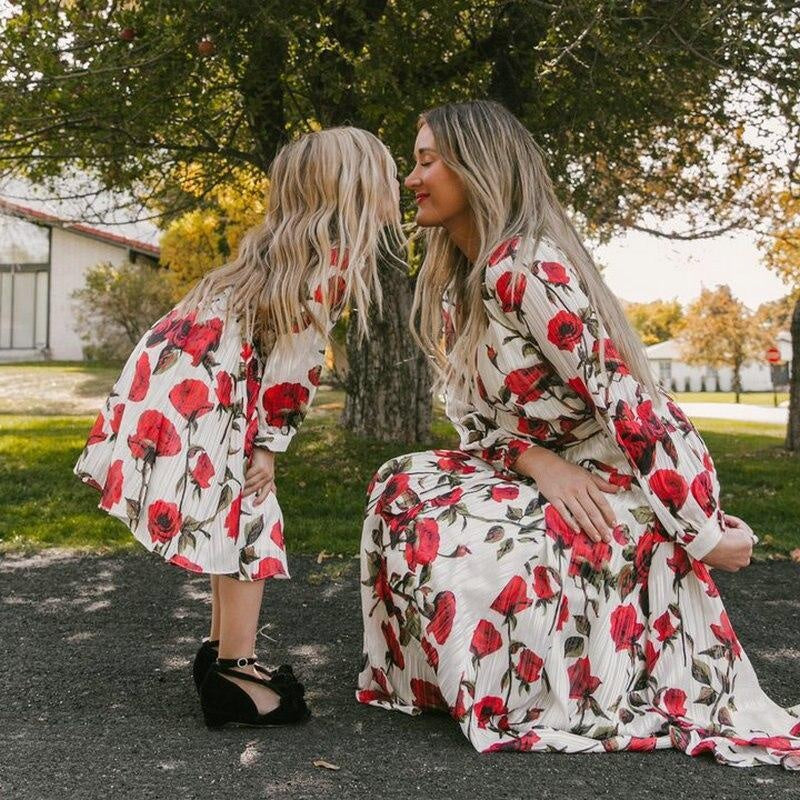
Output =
[{"x1": 415, "y1": 193, "x2": 430, "y2": 205}]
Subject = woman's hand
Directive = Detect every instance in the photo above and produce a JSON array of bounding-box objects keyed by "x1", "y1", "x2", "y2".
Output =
[
  {"x1": 243, "y1": 446, "x2": 276, "y2": 505},
  {"x1": 701, "y1": 514, "x2": 755, "y2": 572},
  {"x1": 514, "y1": 446, "x2": 621, "y2": 543}
]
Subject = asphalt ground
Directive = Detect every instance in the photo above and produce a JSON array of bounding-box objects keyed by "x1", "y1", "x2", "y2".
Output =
[{"x1": 1, "y1": 550, "x2": 798, "y2": 800}]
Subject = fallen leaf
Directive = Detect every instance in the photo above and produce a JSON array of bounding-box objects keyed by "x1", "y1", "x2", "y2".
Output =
[{"x1": 313, "y1": 759, "x2": 340, "y2": 771}]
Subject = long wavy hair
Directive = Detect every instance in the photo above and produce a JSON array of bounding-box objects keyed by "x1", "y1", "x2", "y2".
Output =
[
  {"x1": 411, "y1": 99, "x2": 660, "y2": 399},
  {"x1": 173, "y1": 126, "x2": 405, "y2": 356}
]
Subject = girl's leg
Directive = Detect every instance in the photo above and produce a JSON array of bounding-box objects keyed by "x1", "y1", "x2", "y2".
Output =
[
  {"x1": 216, "y1": 575, "x2": 279, "y2": 714},
  {"x1": 209, "y1": 575, "x2": 221, "y2": 641}
]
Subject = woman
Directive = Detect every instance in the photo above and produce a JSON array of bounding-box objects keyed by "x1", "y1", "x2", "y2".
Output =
[
  {"x1": 75, "y1": 126, "x2": 404, "y2": 728},
  {"x1": 356, "y1": 100, "x2": 800, "y2": 768}
]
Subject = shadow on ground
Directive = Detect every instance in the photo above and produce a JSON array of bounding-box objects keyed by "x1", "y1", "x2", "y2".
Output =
[{"x1": 1, "y1": 551, "x2": 798, "y2": 800}]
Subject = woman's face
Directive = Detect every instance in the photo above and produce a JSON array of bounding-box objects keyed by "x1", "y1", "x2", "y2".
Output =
[{"x1": 405, "y1": 123, "x2": 470, "y2": 228}]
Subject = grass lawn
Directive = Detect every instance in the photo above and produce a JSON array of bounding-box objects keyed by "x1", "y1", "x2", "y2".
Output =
[
  {"x1": 0, "y1": 393, "x2": 797, "y2": 559},
  {"x1": 674, "y1": 391, "x2": 789, "y2": 407}
]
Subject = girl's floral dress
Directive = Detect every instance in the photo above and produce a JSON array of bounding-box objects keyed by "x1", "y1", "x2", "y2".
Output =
[
  {"x1": 74, "y1": 254, "x2": 347, "y2": 581},
  {"x1": 357, "y1": 236, "x2": 800, "y2": 768}
]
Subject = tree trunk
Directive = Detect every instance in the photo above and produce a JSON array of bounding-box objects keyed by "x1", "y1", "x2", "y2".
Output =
[
  {"x1": 786, "y1": 297, "x2": 800, "y2": 452},
  {"x1": 342, "y1": 260, "x2": 433, "y2": 443}
]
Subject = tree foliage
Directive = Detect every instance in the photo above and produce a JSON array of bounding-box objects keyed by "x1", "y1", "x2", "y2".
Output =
[{"x1": 623, "y1": 298, "x2": 684, "y2": 346}]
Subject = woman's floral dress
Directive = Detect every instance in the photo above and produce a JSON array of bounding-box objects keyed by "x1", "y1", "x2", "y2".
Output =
[
  {"x1": 74, "y1": 254, "x2": 347, "y2": 581},
  {"x1": 357, "y1": 236, "x2": 800, "y2": 768}
]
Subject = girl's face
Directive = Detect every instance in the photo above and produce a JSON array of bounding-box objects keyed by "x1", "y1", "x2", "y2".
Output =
[{"x1": 405, "y1": 123, "x2": 470, "y2": 228}]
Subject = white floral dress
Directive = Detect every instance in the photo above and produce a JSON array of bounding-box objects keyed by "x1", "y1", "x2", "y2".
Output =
[
  {"x1": 356, "y1": 236, "x2": 800, "y2": 768},
  {"x1": 74, "y1": 256, "x2": 346, "y2": 580}
]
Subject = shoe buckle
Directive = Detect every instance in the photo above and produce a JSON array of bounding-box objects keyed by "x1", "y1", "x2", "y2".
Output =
[{"x1": 236, "y1": 657, "x2": 249, "y2": 668}]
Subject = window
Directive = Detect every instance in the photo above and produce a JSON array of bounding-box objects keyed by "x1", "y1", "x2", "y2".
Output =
[
  {"x1": 658, "y1": 359, "x2": 672, "y2": 385},
  {"x1": 0, "y1": 212, "x2": 50, "y2": 349}
]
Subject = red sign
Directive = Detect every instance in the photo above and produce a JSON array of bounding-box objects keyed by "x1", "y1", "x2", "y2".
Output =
[{"x1": 766, "y1": 346, "x2": 781, "y2": 364}]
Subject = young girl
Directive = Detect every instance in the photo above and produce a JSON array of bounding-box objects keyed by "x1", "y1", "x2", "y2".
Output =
[
  {"x1": 357, "y1": 100, "x2": 800, "y2": 768},
  {"x1": 75, "y1": 126, "x2": 403, "y2": 728}
]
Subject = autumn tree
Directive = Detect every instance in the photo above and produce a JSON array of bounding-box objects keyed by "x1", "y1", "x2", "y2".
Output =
[
  {"x1": 680, "y1": 285, "x2": 766, "y2": 403},
  {"x1": 1, "y1": 1, "x2": 799, "y2": 441},
  {"x1": 764, "y1": 192, "x2": 800, "y2": 451},
  {"x1": 623, "y1": 299, "x2": 684, "y2": 346}
]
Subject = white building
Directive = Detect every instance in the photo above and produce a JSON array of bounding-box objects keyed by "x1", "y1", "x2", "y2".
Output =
[
  {"x1": 0, "y1": 196, "x2": 160, "y2": 362},
  {"x1": 645, "y1": 333, "x2": 793, "y2": 393}
]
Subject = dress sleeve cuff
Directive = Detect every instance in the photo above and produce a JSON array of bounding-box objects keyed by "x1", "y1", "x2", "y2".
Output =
[
  {"x1": 683, "y1": 515, "x2": 724, "y2": 561},
  {"x1": 254, "y1": 428, "x2": 295, "y2": 453},
  {"x1": 503, "y1": 438, "x2": 537, "y2": 472}
]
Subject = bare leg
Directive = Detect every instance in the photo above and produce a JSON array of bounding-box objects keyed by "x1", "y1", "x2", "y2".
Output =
[
  {"x1": 216, "y1": 575, "x2": 279, "y2": 714},
  {"x1": 209, "y1": 575, "x2": 221, "y2": 641}
]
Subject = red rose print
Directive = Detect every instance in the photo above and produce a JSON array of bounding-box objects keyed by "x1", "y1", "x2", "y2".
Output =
[
  {"x1": 518, "y1": 417, "x2": 550, "y2": 439},
  {"x1": 429, "y1": 487, "x2": 463, "y2": 507},
  {"x1": 515, "y1": 648, "x2": 544, "y2": 683},
  {"x1": 690, "y1": 471, "x2": 716, "y2": 517},
  {"x1": 653, "y1": 610, "x2": 677, "y2": 642},
  {"x1": 556, "y1": 595, "x2": 569, "y2": 631},
  {"x1": 495, "y1": 270, "x2": 527, "y2": 312},
  {"x1": 164, "y1": 311, "x2": 197, "y2": 349},
  {"x1": 473, "y1": 695, "x2": 508, "y2": 729},
  {"x1": 110, "y1": 403, "x2": 124, "y2": 436},
  {"x1": 691, "y1": 559, "x2": 720, "y2": 598},
  {"x1": 308, "y1": 365, "x2": 322, "y2": 387},
  {"x1": 568, "y1": 535, "x2": 612, "y2": 576},
  {"x1": 426, "y1": 591, "x2": 456, "y2": 645},
  {"x1": 593, "y1": 338, "x2": 630, "y2": 375},
  {"x1": 490, "y1": 485, "x2": 519, "y2": 502},
  {"x1": 547, "y1": 310, "x2": 583, "y2": 351},
  {"x1": 253, "y1": 557, "x2": 287, "y2": 580},
  {"x1": 169, "y1": 379, "x2": 214, "y2": 422},
  {"x1": 545, "y1": 504, "x2": 577, "y2": 549},
  {"x1": 667, "y1": 545, "x2": 691, "y2": 578},
  {"x1": 437, "y1": 451, "x2": 477, "y2": 474},
  {"x1": 144, "y1": 309, "x2": 179, "y2": 347},
  {"x1": 270, "y1": 520, "x2": 284, "y2": 548},
  {"x1": 421, "y1": 637, "x2": 440, "y2": 672},
  {"x1": 262, "y1": 382, "x2": 310, "y2": 429},
  {"x1": 609, "y1": 604, "x2": 644, "y2": 652},
  {"x1": 487, "y1": 236, "x2": 520, "y2": 266},
  {"x1": 224, "y1": 493, "x2": 242, "y2": 540},
  {"x1": 190, "y1": 451, "x2": 215, "y2": 488},
  {"x1": 486, "y1": 731, "x2": 542, "y2": 752},
  {"x1": 567, "y1": 656, "x2": 601, "y2": 699},
  {"x1": 405, "y1": 518, "x2": 440, "y2": 570},
  {"x1": 470, "y1": 619, "x2": 502, "y2": 660},
  {"x1": 183, "y1": 317, "x2": 223, "y2": 366},
  {"x1": 504, "y1": 364, "x2": 552, "y2": 404},
  {"x1": 168, "y1": 554, "x2": 204, "y2": 573},
  {"x1": 710, "y1": 611, "x2": 742, "y2": 659},
  {"x1": 87, "y1": 412, "x2": 107, "y2": 446},
  {"x1": 645, "y1": 640, "x2": 659, "y2": 674},
  {"x1": 663, "y1": 687, "x2": 687, "y2": 717},
  {"x1": 649, "y1": 469, "x2": 689, "y2": 513},
  {"x1": 100, "y1": 459, "x2": 124, "y2": 510},
  {"x1": 127, "y1": 410, "x2": 181, "y2": 461},
  {"x1": 381, "y1": 621, "x2": 405, "y2": 669},
  {"x1": 490, "y1": 575, "x2": 533, "y2": 618},
  {"x1": 533, "y1": 565, "x2": 556, "y2": 600},
  {"x1": 410, "y1": 678, "x2": 447, "y2": 711},
  {"x1": 636, "y1": 399, "x2": 665, "y2": 440},
  {"x1": 627, "y1": 737, "x2": 657, "y2": 752},
  {"x1": 613, "y1": 402, "x2": 655, "y2": 473},
  {"x1": 539, "y1": 261, "x2": 569, "y2": 284},
  {"x1": 215, "y1": 371, "x2": 233, "y2": 407},
  {"x1": 147, "y1": 500, "x2": 182, "y2": 543},
  {"x1": 313, "y1": 276, "x2": 347, "y2": 309},
  {"x1": 129, "y1": 352, "x2": 151, "y2": 402},
  {"x1": 567, "y1": 377, "x2": 594, "y2": 408}
]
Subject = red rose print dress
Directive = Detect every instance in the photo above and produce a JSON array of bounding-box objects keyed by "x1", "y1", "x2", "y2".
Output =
[
  {"x1": 357, "y1": 236, "x2": 800, "y2": 768},
  {"x1": 74, "y1": 255, "x2": 347, "y2": 581}
]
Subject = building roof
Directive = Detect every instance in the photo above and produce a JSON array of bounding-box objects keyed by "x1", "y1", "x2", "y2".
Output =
[
  {"x1": 646, "y1": 335, "x2": 792, "y2": 362},
  {"x1": 0, "y1": 175, "x2": 160, "y2": 256}
]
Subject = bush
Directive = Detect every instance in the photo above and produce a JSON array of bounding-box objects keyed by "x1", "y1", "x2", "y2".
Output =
[{"x1": 71, "y1": 259, "x2": 175, "y2": 361}]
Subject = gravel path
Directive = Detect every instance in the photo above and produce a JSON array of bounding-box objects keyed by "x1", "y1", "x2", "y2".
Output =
[{"x1": 1, "y1": 550, "x2": 798, "y2": 799}]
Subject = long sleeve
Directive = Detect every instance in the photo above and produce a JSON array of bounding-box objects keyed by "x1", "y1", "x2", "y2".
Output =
[
  {"x1": 253, "y1": 260, "x2": 346, "y2": 452},
  {"x1": 484, "y1": 238, "x2": 725, "y2": 561},
  {"x1": 446, "y1": 387, "x2": 536, "y2": 473}
]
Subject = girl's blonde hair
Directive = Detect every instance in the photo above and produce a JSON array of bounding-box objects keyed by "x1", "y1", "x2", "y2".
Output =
[
  {"x1": 411, "y1": 99, "x2": 660, "y2": 399},
  {"x1": 174, "y1": 126, "x2": 404, "y2": 356}
]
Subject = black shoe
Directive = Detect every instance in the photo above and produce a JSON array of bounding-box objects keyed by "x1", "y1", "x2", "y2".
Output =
[
  {"x1": 192, "y1": 639, "x2": 298, "y2": 695},
  {"x1": 199, "y1": 656, "x2": 311, "y2": 729}
]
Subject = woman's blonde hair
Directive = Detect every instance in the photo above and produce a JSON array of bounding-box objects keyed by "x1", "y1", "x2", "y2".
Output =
[
  {"x1": 174, "y1": 126, "x2": 404, "y2": 356},
  {"x1": 411, "y1": 99, "x2": 660, "y2": 399}
]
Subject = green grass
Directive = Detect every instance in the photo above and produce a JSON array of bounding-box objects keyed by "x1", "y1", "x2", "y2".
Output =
[
  {"x1": 0, "y1": 404, "x2": 797, "y2": 559},
  {"x1": 674, "y1": 391, "x2": 789, "y2": 406}
]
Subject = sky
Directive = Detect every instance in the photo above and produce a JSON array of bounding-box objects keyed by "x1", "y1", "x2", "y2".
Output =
[{"x1": 595, "y1": 227, "x2": 790, "y2": 310}]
